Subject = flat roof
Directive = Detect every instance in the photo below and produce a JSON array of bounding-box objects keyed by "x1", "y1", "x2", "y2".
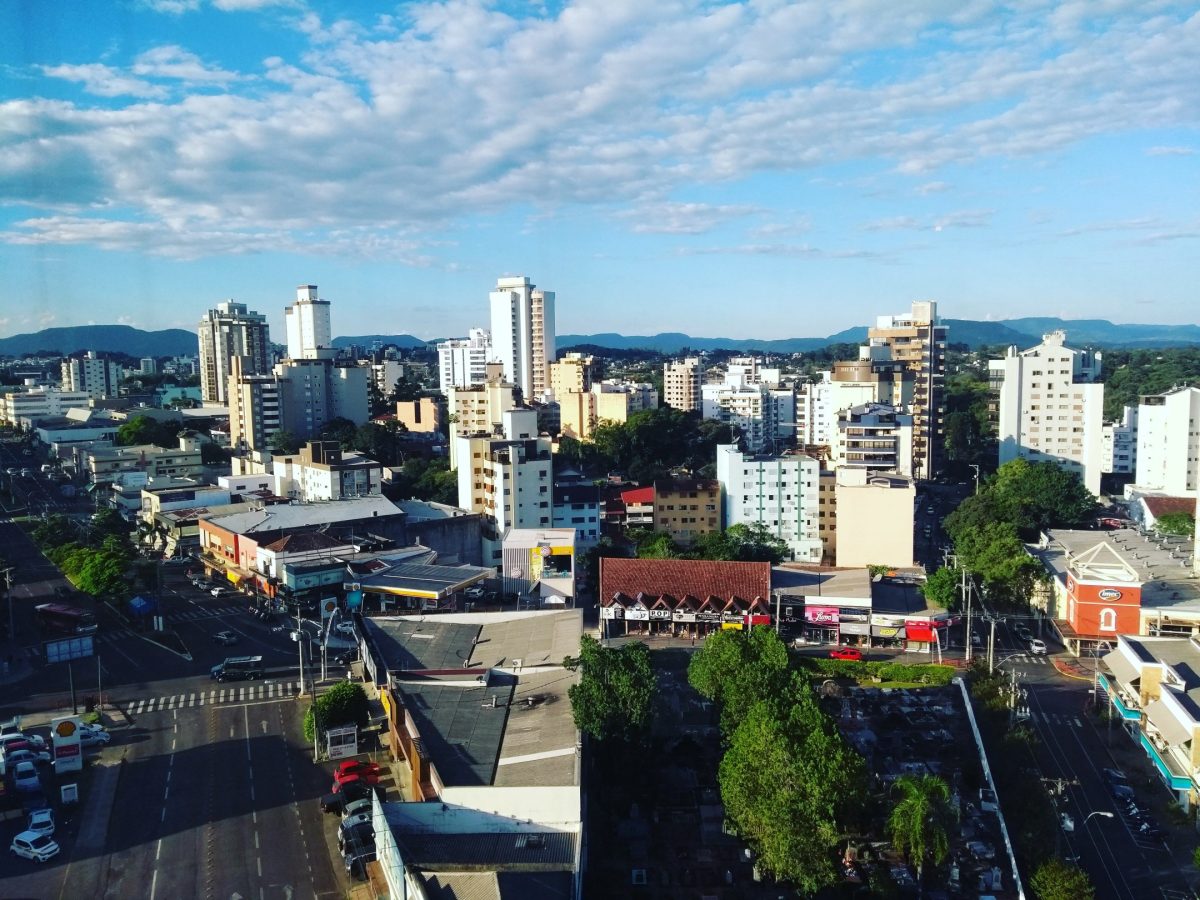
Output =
[
  {"x1": 358, "y1": 563, "x2": 492, "y2": 599},
  {"x1": 1033, "y1": 529, "x2": 1200, "y2": 612},
  {"x1": 493, "y1": 669, "x2": 579, "y2": 789},
  {"x1": 418, "y1": 871, "x2": 573, "y2": 900},
  {"x1": 207, "y1": 495, "x2": 402, "y2": 534},
  {"x1": 772, "y1": 565, "x2": 873, "y2": 601},
  {"x1": 401, "y1": 678, "x2": 514, "y2": 786},
  {"x1": 502, "y1": 528, "x2": 577, "y2": 548}
]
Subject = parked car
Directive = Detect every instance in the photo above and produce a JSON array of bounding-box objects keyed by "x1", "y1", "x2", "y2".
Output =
[
  {"x1": 78, "y1": 728, "x2": 112, "y2": 747},
  {"x1": 210, "y1": 586, "x2": 228, "y2": 598},
  {"x1": 829, "y1": 647, "x2": 863, "y2": 661},
  {"x1": 1029, "y1": 638, "x2": 1047, "y2": 655},
  {"x1": 1101, "y1": 767, "x2": 1128, "y2": 785},
  {"x1": 464, "y1": 586, "x2": 486, "y2": 599},
  {"x1": 0, "y1": 732, "x2": 47, "y2": 753},
  {"x1": 213, "y1": 630, "x2": 239, "y2": 646},
  {"x1": 344, "y1": 846, "x2": 377, "y2": 880},
  {"x1": 9, "y1": 830, "x2": 59, "y2": 863},
  {"x1": 320, "y1": 781, "x2": 379, "y2": 814},
  {"x1": 1109, "y1": 782, "x2": 1136, "y2": 802},
  {"x1": 341, "y1": 798, "x2": 372, "y2": 820},
  {"x1": 334, "y1": 760, "x2": 382, "y2": 785},
  {"x1": 11, "y1": 761, "x2": 41, "y2": 793},
  {"x1": 26, "y1": 808, "x2": 54, "y2": 837},
  {"x1": 335, "y1": 648, "x2": 361, "y2": 666},
  {"x1": 3, "y1": 748, "x2": 52, "y2": 768}
]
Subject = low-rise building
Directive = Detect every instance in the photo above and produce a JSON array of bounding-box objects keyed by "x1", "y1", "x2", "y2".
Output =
[
  {"x1": 500, "y1": 527, "x2": 576, "y2": 605},
  {"x1": 0, "y1": 387, "x2": 93, "y2": 427},
  {"x1": 833, "y1": 470, "x2": 915, "y2": 569},
  {"x1": 271, "y1": 440, "x2": 382, "y2": 502},
  {"x1": 552, "y1": 475, "x2": 600, "y2": 549},
  {"x1": 652, "y1": 477, "x2": 720, "y2": 547},
  {"x1": 395, "y1": 397, "x2": 442, "y2": 434},
  {"x1": 88, "y1": 438, "x2": 205, "y2": 484}
]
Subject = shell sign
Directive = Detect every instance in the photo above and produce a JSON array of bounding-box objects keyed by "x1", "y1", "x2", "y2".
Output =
[{"x1": 1066, "y1": 577, "x2": 1141, "y2": 637}]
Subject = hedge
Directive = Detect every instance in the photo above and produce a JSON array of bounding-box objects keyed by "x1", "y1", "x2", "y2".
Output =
[{"x1": 793, "y1": 657, "x2": 957, "y2": 686}]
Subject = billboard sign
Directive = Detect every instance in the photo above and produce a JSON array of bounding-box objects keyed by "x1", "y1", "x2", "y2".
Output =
[{"x1": 51, "y1": 716, "x2": 84, "y2": 774}]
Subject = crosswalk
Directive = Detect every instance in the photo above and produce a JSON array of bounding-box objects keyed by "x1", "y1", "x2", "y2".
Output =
[
  {"x1": 1007, "y1": 653, "x2": 1050, "y2": 666},
  {"x1": 166, "y1": 605, "x2": 246, "y2": 623},
  {"x1": 124, "y1": 682, "x2": 294, "y2": 715},
  {"x1": 1027, "y1": 710, "x2": 1085, "y2": 728}
]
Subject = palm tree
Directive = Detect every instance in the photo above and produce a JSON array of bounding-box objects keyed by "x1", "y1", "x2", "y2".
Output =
[{"x1": 887, "y1": 774, "x2": 956, "y2": 892}]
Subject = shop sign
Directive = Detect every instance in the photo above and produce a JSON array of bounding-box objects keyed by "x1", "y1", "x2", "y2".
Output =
[
  {"x1": 805, "y1": 606, "x2": 840, "y2": 625},
  {"x1": 839, "y1": 610, "x2": 870, "y2": 623},
  {"x1": 626, "y1": 607, "x2": 649, "y2": 621},
  {"x1": 648, "y1": 608, "x2": 671, "y2": 620},
  {"x1": 1098, "y1": 588, "x2": 1123, "y2": 601},
  {"x1": 872, "y1": 626, "x2": 901, "y2": 638},
  {"x1": 696, "y1": 611, "x2": 722, "y2": 623},
  {"x1": 746, "y1": 614, "x2": 772, "y2": 626},
  {"x1": 721, "y1": 611, "x2": 745, "y2": 623},
  {"x1": 905, "y1": 620, "x2": 935, "y2": 642},
  {"x1": 600, "y1": 605, "x2": 623, "y2": 620},
  {"x1": 672, "y1": 610, "x2": 697, "y2": 623}
]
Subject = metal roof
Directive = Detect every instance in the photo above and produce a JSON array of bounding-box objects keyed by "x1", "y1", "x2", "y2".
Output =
[{"x1": 357, "y1": 563, "x2": 492, "y2": 599}]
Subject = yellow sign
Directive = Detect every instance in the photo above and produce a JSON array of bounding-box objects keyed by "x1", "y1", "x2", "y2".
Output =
[{"x1": 55, "y1": 720, "x2": 77, "y2": 737}]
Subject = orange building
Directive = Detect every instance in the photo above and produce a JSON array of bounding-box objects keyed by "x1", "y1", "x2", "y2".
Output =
[{"x1": 1064, "y1": 542, "x2": 1143, "y2": 639}]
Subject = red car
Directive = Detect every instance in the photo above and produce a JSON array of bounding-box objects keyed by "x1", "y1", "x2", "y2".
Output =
[
  {"x1": 829, "y1": 647, "x2": 863, "y2": 661},
  {"x1": 332, "y1": 761, "x2": 383, "y2": 789}
]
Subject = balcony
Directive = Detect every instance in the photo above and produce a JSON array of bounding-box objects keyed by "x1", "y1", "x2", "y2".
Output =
[
  {"x1": 1139, "y1": 733, "x2": 1193, "y2": 791},
  {"x1": 1098, "y1": 674, "x2": 1142, "y2": 720}
]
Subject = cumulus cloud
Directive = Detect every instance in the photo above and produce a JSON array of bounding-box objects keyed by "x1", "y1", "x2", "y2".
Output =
[
  {"x1": 864, "y1": 210, "x2": 994, "y2": 232},
  {"x1": 6, "y1": 1, "x2": 1200, "y2": 256}
]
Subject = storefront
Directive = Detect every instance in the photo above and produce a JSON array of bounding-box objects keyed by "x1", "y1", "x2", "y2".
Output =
[
  {"x1": 870, "y1": 615, "x2": 906, "y2": 648},
  {"x1": 804, "y1": 605, "x2": 840, "y2": 644},
  {"x1": 838, "y1": 610, "x2": 871, "y2": 646}
]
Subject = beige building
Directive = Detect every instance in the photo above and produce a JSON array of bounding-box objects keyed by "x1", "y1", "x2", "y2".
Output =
[
  {"x1": 88, "y1": 436, "x2": 205, "y2": 483},
  {"x1": 833, "y1": 469, "x2": 915, "y2": 569},
  {"x1": 395, "y1": 397, "x2": 443, "y2": 434},
  {"x1": 817, "y1": 470, "x2": 838, "y2": 563},
  {"x1": 548, "y1": 353, "x2": 596, "y2": 398},
  {"x1": 272, "y1": 440, "x2": 382, "y2": 502},
  {"x1": 558, "y1": 380, "x2": 655, "y2": 442},
  {"x1": 663, "y1": 357, "x2": 703, "y2": 412},
  {"x1": 867, "y1": 301, "x2": 947, "y2": 480},
  {"x1": 448, "y1": 363, "x2": 518, "y2": 469},
  {"x1": 653, "y1": 477, "x2": 720, "y2": 547}
]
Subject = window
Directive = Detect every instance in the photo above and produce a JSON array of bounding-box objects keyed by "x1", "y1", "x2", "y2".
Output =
[{"x1": 1098, "y1": 608, "x2": 1117, "y2": 632}]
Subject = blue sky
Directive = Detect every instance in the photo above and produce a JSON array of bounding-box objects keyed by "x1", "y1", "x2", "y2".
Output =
[{"x1": 1, "y1": 0, "x2": 1197, "y2": 342}]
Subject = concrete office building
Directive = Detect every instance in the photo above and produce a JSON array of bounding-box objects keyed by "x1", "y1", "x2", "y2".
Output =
[
  {"x1": 867, "y1": 301, "x2": 947, "y2": 480},
  {"x1": 436, "y1": 328, "x2": 491, "y2": 392},
  {"x1": 1136, "y1": 386, "x2": 1200, "y2": 497},
  {"x1": 198, "y1": 300, "x2": 271, "y2": 404},
  {"x1": 715, "y1": 444, "x2": 822, "y2": 563},
  {"x1": 61, "y1": 351, "x2": 122, "y2": 400},
  {"x1": 227, "y1": 357, "x2": 284, "y2": 453},
  {"x1": 663, "y1": 357, "x2": 703, "y2": 412},
  {"x1": 489, "y1": 275, "x2": 555, "y2": 401},
  {"x1": 284, "y1": 284, "x2": 333, "y2": 360},
  {"x1": 990, "y1": 330, "x2": 1105, "y2": 496}
]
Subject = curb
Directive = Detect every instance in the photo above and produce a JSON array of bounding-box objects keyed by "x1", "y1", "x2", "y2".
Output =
[{"x1": 1052, "y1": 658, "x2": 1093, "y2": 682}]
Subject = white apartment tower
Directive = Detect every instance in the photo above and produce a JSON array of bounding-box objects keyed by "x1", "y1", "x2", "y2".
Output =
[
  {"x1": 715, "y1": 444, "x2": 822, "y2": 563},
  {"x1": 488, "y1": 276, "x2": 555, "y2": 401},
  {"x1": 61, "y1": 351, "x2": 122, "y2": 400},
  {"x1": 437, "y1": 328, "x2": 492, "y2": 393},
  {"x1": 1135, "y1": 386, "x2": 1200, "y2": 496},
  {"x1": 663, "y1": 358, "x2": 703, "y2": 412},
  {"x1": 1101, "y1": 406, "x2": 1137, "y2": 476},
  {"x1": 198, "y1": 300, "x2": 271, "y2": 404},
  {"x1": 284, "y1": 284, "x2": 333, "y2": 360},
  {"x1": 990, "y1": 330, "x2": 1104, "y2": 496}
]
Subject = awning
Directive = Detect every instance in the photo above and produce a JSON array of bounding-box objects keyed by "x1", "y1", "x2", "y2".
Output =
[
  {"x1": 1145, "y1": 699, "x2": 1195, "y2": 748},
  {"x1": 1102, "y1": 648, "x2": 1141, "y2": 688}
]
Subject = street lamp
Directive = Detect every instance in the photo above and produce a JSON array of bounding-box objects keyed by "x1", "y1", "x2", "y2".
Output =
[
  {"x1": 1083, "y1": 811, "x2": 1114, "y2": 826},
  {"x1": 969, "y1": 464, "x2": 981, "y2": 495}
]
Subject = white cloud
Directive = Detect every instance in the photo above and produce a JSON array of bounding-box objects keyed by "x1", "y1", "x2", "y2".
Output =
[
  {"x1": 138, "y1": 0, "x2": 202, "y2": 13},
  {"x1": 864, "y1": 210, "x2": 993, "y2": 232},
  {"x1": 7, "y1": 2, "x2": 1200, "y2": 256},
  {"x1": 1146, "y1": 145, "x2": 1195, "y2": 156},
  {"x1": 40, "y1": 63, "x2": 166, "y2": 99},
  {"x1": 132, "y1": 46, "x2": 239, "y2": 84}
]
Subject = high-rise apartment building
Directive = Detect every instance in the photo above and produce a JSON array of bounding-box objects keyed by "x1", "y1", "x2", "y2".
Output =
[
  {"x1": 663, "y1": 357, "x2": 703, "y2": 412},
  {"x1": 437, "y1": 328, "x2": 491, "y2": 392},
  {"x1": 990, "y1": 330, "x2": 1104, "y2": 495},
  {"x1": 228, "y1": 356, "x2": 283, "y2": 452},
  {"x1": 488, "y1": 276, "x2": 555, "y2": 401},
  {"x1": 715, "y1": 444, "x2": 822, "y2": 563},
  {"x1": 284, "y1": 285, "x2": 332, "y2": 360},
  {"x1": 867, "y1": 301, "x2": 947, "y2": 480},
  {"x1": 198, "y1": 300, "x2": 271, "y2": 404},
  {"x1": 831, "y1": 403, "x2": 914, "y2": 477},
  {"x1": 61, "y1": 351, "x2": 123, "y2": 400},
  {"x1": 1135, "y1": 386, "x2": 1200, "y2": 496},
  {"x1": 548, "y1": 353, "x2": 596, "y2": 398},
  {"x1": 1101, "y1": 406, "x2": 1138, "y2": 477},
  {"x1": 448, "y1": 363, "x2": 519, "y2": 470}
]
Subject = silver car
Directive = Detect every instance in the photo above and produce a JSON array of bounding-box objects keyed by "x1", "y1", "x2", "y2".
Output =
[{"x1": 10, "y1": 830, "x2": 60, "y2": 862}]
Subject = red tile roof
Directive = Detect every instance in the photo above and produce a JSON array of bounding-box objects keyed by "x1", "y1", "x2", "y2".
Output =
[
  {"x1": 600, "y1": 557, "x2": 771, "y2": 604},
  {"x1": 620, "y1": 486, "x2": 655, "y2": 505},
  {"x1": 1143, "y1": 496, "x2": 1196, "y2": 519}
]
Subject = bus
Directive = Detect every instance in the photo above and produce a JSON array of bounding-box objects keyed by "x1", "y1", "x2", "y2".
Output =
[{"x1": 34, "y1": 603, "x2": 99, "y2": 636}]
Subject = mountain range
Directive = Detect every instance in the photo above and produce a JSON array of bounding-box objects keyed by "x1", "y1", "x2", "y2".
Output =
[{"x1": 2, "y1": 317, "x2": 1199, "y2": 359}]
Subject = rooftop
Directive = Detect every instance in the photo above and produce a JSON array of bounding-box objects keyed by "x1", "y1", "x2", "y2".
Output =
[
  {"x1": 262, "y1": 531, "x2": 352, "y2": 554},
  {"x1": 357, "y1": 562, "x2": 492, "y2": 599},
  {"x1": 600, "y1": 558, "x2": 771, "y2": 603},
  {"x1": 1143, "y1": 496, "x2": 1198, "y2": 519},
  {"x1": 1033, "y1": 528, "x2": 1200, "y2": 612},
  {"x1": 417, "y1": 871, "x2": 573, "y2": 900},
  {"x1": 205, "y1": 495, "x2": 403, "y2": 535},
  {"x1": 772, "y1": 565, "x2": 873, "y2": 601},
  {"x1": 501, "y1": 528, "x2": 577, "y2": 549}
]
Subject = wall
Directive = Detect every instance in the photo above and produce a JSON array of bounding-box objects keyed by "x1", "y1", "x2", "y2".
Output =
[{"x1": 1066, "y1": 575, "x2": 1142, "y2": 637}]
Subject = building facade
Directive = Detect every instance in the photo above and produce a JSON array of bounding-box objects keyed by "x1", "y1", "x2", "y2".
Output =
[
  {"x1": 488, "y1": 275, "x2": 555, "y2": 401},
  {"x1": 832, "y1": 403, "x2": 914, "y2": 477},
  {"x1": 436, "y1": 328, "x2": 491, "y2": 393},
  {"x1": 284, "y1": 284, "x2": 332, "y2": 360},
  {"x1": 832, "y1": 470, "x2": 915, "y2": 568},
  {"x1": 271, "y1": 441, "x2": 383, "y2": 502},
  {"x1": 1136, "y1": 387, "x2": 1200, "y2": 497},
  {"x1": 198, "y1": 300, "x2": 271, "y2": 404},
  {"x1": 653, "y1": 477, "x2": 720, "y2": 547},
  {"x1": 1102, "y1": 405, "x2": 1138, "y2": 477},
  {"x1": 990, "y1": 330, "x2": 1105, "y2": 496},
  {"x1": 61, "y1": 351, "x2": 122, "y2": 400},
  {"x1": 456, "y1": 433, "x2": 554, "y2": 566},
  {"x1": 867, "y1": 301, "x2": 947, "y2": 480},
  {"x1": 663, "y1": 357, "x2": 703, "y2": 412},
  {"x1": 715, "y1": 444, "x2": 822, "y2": 563}
]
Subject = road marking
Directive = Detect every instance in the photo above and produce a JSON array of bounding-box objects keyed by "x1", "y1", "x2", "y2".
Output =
[
  {"x1": 149, "y1": 868, "x2": 158, "y2": 900},
  {"x1": 155, "y1": 838, "x2": 162, "y2": 860},
  {"x1": 1074, "y1": 717, "x2": 1084, "y2": 728},
  {"x1": 219, "y1": 689, "x2": 227, "y2": 703},
  {"x1": 239, "y1": 687, "x2": 246, "y2": 702}
]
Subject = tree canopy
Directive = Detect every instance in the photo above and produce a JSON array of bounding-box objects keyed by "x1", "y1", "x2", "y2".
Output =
[
  {"x1": 557, "y1": 407, "x2": 733, "y2": 482},
  {"x1": 268, "y1": 428, "x2": 300, "y2": 455},
  {"x1": 887, "y1": 774, "x2": 957, "y2": 884},
  {"x1": 628, "y1": 522, "x2": 791, "y2": 565},
  {"x1": 687, "y1": 626, "x2": 790, "y2": 731},
  {"x1": 1156, "y1": 512, "x2": 1195, "y2": 537},
  {"x1": 1100, "y1": 347, "x2": 1200, "y2": 419},
  {"x1": 303, "y1": 680, "x2": 370, "y2": 742},
  {"x1": 116, "y1": 415, "x2": 181, "y2": 449},
  {"x1": 566, "y1": 634, "x2": 654, "y2": 743},
  {"x1": 1029, "y1": 857, "x2": 1095, "y2": 900},
  {"x1": 921, "y1": 567, "x2": 960, "y2": 610}
]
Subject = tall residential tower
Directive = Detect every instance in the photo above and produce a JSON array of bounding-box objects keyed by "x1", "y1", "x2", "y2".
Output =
[
  {"x1": 198, "y1": 300, "x2": 271, "y2": 404},
  {"x1": 488, "y1": 276, "x2": 555, "y2": 401},
  {"x1": 284, "y1": 284, "x2": 332, "y2": 360}
]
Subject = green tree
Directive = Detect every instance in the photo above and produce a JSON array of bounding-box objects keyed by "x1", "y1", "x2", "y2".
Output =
[
  {"x1": 692, "y1": 523, "x2": 789, "y2": 564},
  {"x1": 986, "y1": 458, "x2": 1097, "y2": 535},
  {"x1": 303, "y1": 680, "x2": 371, "y2": 742},
  {"x1": 390, "y1": 375, "x2": 424, "y2": 403},
  {"x1": 353, "y1": 420, "x2": 407, "y2": 467},
  {"x1": 719, "y1": 677, "x2": 865, "y2": 893},
  {"x1": 1029, "y1": 857, "x2": 1095, "y2": 900},
  {"x1": 922, "y1": 567, "x2": 960, "y2": 610},
  {"x1": 200, "y1": 441, "x2": 230, "y2": 465},
  {"x1": 887, "y1": 774, "x2": 957, "y2": 887},
  {"x1": 116, "y1": 415, "x2": 180, "y2": 449},
  {"x1": 688, "y1": 626, "x2": 790, "y2": 731},
  {"x1": 269, "y1": 429, "x2": 300, "y2": 455},
  {"x1": 319, "y1": 416, "x2": 359, "y2": 449},
  {"x1": 1156, "y1": 512, "x2": 1195, "y2": 537},
  {"x1": 565, "y1": 635, "x2": 654, "y2": 742},
  {"x1": 628, "y1": 528, "x2": 680, "y2": 559}
]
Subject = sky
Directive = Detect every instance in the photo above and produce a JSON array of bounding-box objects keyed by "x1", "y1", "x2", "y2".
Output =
[{"x1": 1, "y1": 0, "x2": 1198, "y2": 343}]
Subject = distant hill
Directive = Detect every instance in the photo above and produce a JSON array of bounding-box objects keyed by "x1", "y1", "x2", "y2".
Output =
[
  {"x1": 560, "y1": 318, "x2": 1200, "y2": 353},
  {"x1": 0, "y1": 325, "x2": 197, "y2": 358},
  {"x1": 330, "y1": 334, "x2": 430, "y2": 350}
]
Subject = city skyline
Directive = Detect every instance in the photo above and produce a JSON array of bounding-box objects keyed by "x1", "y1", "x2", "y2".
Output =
[{"x1": 2, "y1": 1, "x2": 1197, "y2": 341}]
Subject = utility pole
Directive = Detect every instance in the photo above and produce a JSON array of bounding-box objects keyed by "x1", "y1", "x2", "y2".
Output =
[
  {"x1": 963, "y1": 569, "x2": 973, "y2": 663},
  {"x1": 296, "y1": 613, "x2": 306, "y2": 696},
  {"x1": 988, "y1": 617, "x2": 999, "y2": 674}
]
